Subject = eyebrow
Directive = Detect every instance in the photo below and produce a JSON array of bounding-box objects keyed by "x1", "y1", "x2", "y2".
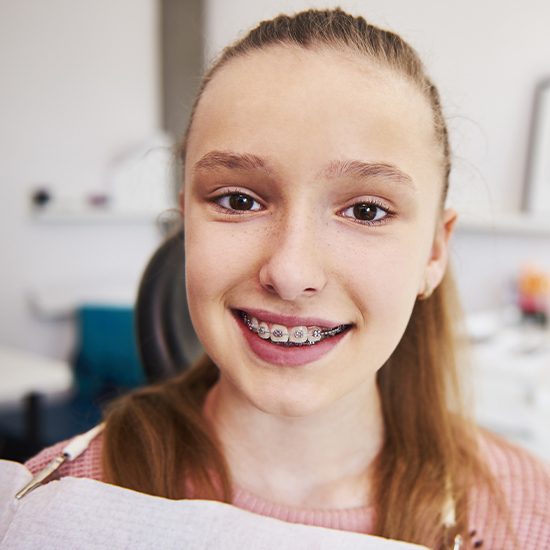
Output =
[
  {"x1": 322, "y1": 160, "x2": 416, "y2": 190},
  {"x1": 193, "y1": 151, "x2": 273, "y2": 175},
  {"x1": 193, "y1": 150, "x2": 415, "y2": 189}
]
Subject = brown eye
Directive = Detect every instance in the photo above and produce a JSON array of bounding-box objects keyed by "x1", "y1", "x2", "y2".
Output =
[
  {"x1": 217, "y1": 193, "x2": 261, "y2": 212},
  {"x1": 229, "y1": 194, "x2": 254, "y2": 210},
  {"x1": 340, "y1": 201, "x2": 391, "y2": 225},
  {"x1": 353, "y1": 203, "x2": 378, "y2": 221}
]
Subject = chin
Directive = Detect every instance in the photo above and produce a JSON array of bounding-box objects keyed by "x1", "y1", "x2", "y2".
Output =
[{"x1": 243, "y1": 376, "x2": 339, "y2": 418}]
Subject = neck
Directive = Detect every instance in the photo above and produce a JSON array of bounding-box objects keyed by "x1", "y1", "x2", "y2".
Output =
[{"x1": 204, "y1": 377, "x2": 384, "y2": 510}]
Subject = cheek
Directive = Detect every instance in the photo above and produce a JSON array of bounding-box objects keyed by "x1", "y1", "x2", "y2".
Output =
[
  {"x1": 184, "y1": 211, "x2": 262, "y2": 306},
  {"x1": 336, "y1": 231, "x2": 425, "y2": 303},
  {"x1": 328, "y1": 248, "x2": 421, "y2": 406},
  {"x1": 333, "y1": 232, "x2": 424, "y2": 355}
]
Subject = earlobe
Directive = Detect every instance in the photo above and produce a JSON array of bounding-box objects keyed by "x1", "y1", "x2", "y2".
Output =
[{"x1": 418, "y1": 208, "x2": 458, "y2": 299}]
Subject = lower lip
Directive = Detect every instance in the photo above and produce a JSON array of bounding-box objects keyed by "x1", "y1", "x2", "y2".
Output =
[{"x1": 234, "y1": 312, "x2": 350, "y2": 367}]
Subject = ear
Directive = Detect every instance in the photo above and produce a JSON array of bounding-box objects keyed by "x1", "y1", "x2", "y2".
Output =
[{"x1": 419, "y1": 208, "x2": 458, "y2": 296}]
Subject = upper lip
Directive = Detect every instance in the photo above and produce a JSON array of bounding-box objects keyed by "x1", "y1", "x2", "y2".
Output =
[{"x1": 235, "y1": 307, "x2": 347, "y2": 329}]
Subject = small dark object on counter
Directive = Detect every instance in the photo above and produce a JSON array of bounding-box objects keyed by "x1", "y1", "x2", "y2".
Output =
[
  {"x1": 31, "y1": 188, "x2": 52, "y2": 208},
  {"x1": 87, "y1": 193, "x2": 109, "y2": 207}
]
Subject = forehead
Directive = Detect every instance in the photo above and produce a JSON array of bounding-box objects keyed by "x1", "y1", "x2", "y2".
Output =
[{"x1": 186, "y1": 46, "x2": 441, "y2": 186}]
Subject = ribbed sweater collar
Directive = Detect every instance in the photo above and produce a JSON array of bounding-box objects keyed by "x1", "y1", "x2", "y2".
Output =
[{"x1": 232, "y1": 485, "x2": 375, "y2": 534}]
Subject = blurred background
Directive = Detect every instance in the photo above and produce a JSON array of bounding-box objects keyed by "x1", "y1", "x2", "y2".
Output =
[{"x1": 0, "y1": 0, "x2": 549, "y2": 462}]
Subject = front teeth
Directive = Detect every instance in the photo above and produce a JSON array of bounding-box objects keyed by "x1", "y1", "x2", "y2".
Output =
[
  {"x1": 257, "y1": 322, "x2": 270, "y2": 339},
  {"x1": 241, "y1": 313, "x2": 345, "y2": 346},
  {"x1": 270, "y1": 324, "x2": 289, "y2": 343},
  {"x1": 289, "y1": 326, "x2": 308, "y2": 344}
]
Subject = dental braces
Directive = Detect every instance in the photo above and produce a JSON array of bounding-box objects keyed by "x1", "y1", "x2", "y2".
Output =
[{"x1": 241, "y1": 312, "x2": 347, "y2": 346}]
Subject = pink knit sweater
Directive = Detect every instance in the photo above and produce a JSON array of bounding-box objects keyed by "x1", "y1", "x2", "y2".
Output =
[{"x1": 25, "y1": 431, "x2": 550, "y2": 549}]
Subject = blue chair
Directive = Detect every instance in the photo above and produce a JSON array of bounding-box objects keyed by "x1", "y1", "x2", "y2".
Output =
[
  {"x1": 0, "y1": 304, "x2": 146, "y2": 460},
  {"x1": 74, "y1": 304, "x2": 145, "y2": 398}
]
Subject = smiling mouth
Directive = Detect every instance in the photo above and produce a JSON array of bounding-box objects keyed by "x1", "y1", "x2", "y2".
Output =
[{"x1": 238, "y1": 310, "x2": 352, "y2": 347}]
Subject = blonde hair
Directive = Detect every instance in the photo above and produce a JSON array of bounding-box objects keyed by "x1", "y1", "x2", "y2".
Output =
[
  {"x1": 103, "y1": 9, "x2": 496, "y2": 547},
  {"x1": 183, "y1": 8, "x2": 451, "y2": 201}
]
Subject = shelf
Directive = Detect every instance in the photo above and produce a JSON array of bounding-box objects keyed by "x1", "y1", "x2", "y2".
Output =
[
  {"x1": 30, "y1": 207, "x2": 162, "y2": 225},
  {"x1": 456, "y1": 213, "x2": 550, "y2": 237}
]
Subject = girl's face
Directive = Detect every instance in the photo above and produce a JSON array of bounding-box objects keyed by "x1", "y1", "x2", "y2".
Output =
[{"x1": 183, "y1": 46, "x2": 456, "y2": 417}]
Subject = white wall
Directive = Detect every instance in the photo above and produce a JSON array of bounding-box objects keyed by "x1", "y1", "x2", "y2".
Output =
[
  {"x1": 204, "y1": 0, "x2": 550, "y2": 311},
  {"x1": 0, "y1": 0, "x2": 163, "y2": 358}
]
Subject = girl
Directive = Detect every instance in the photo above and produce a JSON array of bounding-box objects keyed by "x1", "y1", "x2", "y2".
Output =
[{"x1": 26, "y1": 8, "x2": 550, "y2": 549}]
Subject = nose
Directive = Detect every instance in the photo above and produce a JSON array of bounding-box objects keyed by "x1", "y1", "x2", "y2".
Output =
[{"x1": 258, "y1": 213, "x2": 327, "y2": 301}]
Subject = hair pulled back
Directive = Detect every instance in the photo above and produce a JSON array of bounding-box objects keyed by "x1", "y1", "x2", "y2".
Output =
[
  {"x1": 183, "y1": 8, "x2": 451, "y2": 200},
  {"x1": 103, "y1": 9, "x2": 493, "y2": 547}
]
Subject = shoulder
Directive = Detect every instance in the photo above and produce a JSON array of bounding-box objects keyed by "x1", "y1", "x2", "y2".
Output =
[
  {"x1": 24, "y1": 431, "x2": 104, "y2": 482},
  {"x1": 479, "y1": 430, "x2": 550, "y2": 503},
  {"x1": 469, "y1": 430, "x2": 550, "y2": 549}
]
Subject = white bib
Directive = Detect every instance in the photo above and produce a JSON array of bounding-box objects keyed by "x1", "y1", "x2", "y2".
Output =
[{"x1": 0, "y1": 460, "x2": 428, "y2": 549}]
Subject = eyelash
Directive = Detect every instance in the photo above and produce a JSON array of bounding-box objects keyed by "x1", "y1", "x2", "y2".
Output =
[
  {"x1": 210, "y1": 190, "x2": 395, "y2": 226},
  {"x1": 339, "y1": 199, "x2": 395, "y2": 226},
  {"x1": 210, "y1": 189, "x2": 263, "y2": 215}
]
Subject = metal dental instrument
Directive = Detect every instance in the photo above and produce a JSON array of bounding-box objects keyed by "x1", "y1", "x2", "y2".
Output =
[{"x1": 15, "y1": 423, "x2": 105, "y2": 500}]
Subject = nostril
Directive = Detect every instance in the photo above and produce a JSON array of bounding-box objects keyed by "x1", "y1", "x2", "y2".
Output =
[{"x1": 258, "y1": 255, "x2": 327, "y2": 300}]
